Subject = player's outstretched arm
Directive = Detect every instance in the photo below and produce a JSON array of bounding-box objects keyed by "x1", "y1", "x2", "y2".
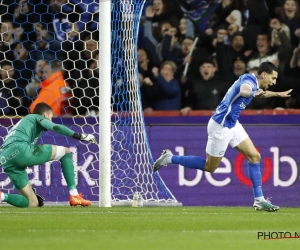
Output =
[
  {"x1": 240, "y1": 84, "x2": 265, "y2": 98},
  {"x1": 260, "y1": 89, "x2": 293, "y2": 98},
  {"x1": 73, "y1": 133, "x2": 97, "y2": 144},
  {"x1": 38, "y1": 118, "x2": 97, "y2": 144}
]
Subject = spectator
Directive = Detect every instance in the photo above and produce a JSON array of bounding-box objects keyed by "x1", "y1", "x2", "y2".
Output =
[
  {"x1": 35, "y1": 0, "x2": 83, "y2": 42},
  {"x1": 138, "y1": 48, "x2": 155, "y2": 79},
  {"x1": 233, "y1": 56, "x2": 247, "y2": 77},
  {"x1": 149, "y1": 0, "x2": 179, "y2": 37},
  {"x1": 25, "y1": 59, "x2": 48, "y2": 99},
  {"x1": 226, "y1": 9, "x2": 242, "y2": 28},
  {"x1": 0, "y1": 88, "x2": 9, "y2": 115},
  {"x1": 213, "y1": 0, "x2": 235, "y2": 29},
  {"x1": 72, "y1": 0, "x2": 99, "y2": 32},
  {"x1": 144, "y1": 5, "x2": 177, "y2": 62},
  {"x1": 178, "y1": 17, "x2": 195, "y2": 42},
  {"x1": 139, "y1": 73, "x2": 157, "y2": 113},
  {"x1": 151, "y1": 60, "x2": 181, "y2": 110},
  {"x1": 0, "y1": 20, "x2": 15, "y2": 61},
  {"x1": 282, "y1": 46, "x2": 300, "y2": 108},
  {"x1": 222, "y1": 55, "x2": 248, "y2": 86},
  {"x1": 30, "y1": 23, "x2": 62, "y2": 62},
  {"x1": 181, "y1": 59, "x2": 228, "y2": 115},
  {"x1": 280, "y1": 0, "x2": 300, "y2": 47},
  {"x1": 11, "y1": 42, "x2": 35, "y2": 81},
  {"x1": 270, "y1": 18, "x2": 292, "y2": 72},
  {"x1": 162, "y1": 36, "x2": 209, "y2": 79},
  {"x1": 242, "y1": 0, "x2": 270, "y2": 50},
  {"x1": 75, "y1": 32, "x2": 99, "y2": 71},
  {"x1": 215, "y1": 30, "x2": 247, "y2": 80},
  {"x1": 29, "y1": 60, "x2": 73, "y2": 116},
  {"x1": 34, "y1": 0, "x2": 85, "y2": 88},
  {"x1": 0, "y1": 60, "x2": 28, "y2": 115},
  {"x1": 8, "y1": 0, "x2": 35, "y2": 43},
  {"x1": 246, "y1": 33, "x2": 279, "y2": 71},
  {"x1": 73, "y1": 53, "x2": 99, "y2": 116},
  {"x1": 159, "y1": 27, "x2": 181, "y2": 62}
]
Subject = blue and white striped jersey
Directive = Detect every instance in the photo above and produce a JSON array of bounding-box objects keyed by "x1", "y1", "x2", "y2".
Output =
[{"x1": 212, "y1": 73, "x2": 259, "y2": 128}]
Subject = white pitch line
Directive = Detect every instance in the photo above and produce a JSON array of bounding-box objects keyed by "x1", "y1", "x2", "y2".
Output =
[{"x1": 22, "y1": 229, "x2": 258, "y2": 233}]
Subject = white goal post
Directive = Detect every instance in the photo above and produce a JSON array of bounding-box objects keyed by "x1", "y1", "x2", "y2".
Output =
[{"x1": 99, "y1": 0, "x2": 111, "y2": 207}]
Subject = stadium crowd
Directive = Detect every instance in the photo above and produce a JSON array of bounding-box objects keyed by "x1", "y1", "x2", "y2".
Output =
[
  {"x1": 0, "y1": 0, "x2": 99, "y2": 116},
  {"x1": 1, "y1": 0, "x2": 300, "y2": 117},
  {"x1": 138, "y1": 0, "x2": 300, "y2": 113}
]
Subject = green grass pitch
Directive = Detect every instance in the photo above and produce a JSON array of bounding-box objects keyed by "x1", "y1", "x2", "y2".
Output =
[{"x1": 0, "y1": 206, "x2": 299, "y2": 250}]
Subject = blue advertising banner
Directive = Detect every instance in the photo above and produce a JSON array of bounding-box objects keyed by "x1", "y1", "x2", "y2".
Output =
[{"x1": 0, "y1": 125, "x2": 299, "y2": 207}]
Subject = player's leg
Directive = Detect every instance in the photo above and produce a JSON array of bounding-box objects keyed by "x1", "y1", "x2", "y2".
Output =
[
  {"x1": 51, "y1": 146, "x2": 91, "y2": 206},
  {"x1": 20, "y1": 144, "x2": 84, "y2": 203},
  {"x1": 233, "y1": 123, "x2": 279, "y2": 212},
  {"x1": 0, "y1": 168, "x2": 38, "y2": 208},
  {"x1": 153, "y1": 148, "x2": 207, "y2": 172},
  {"x1": 0, "y1": 143, "x2": 39, "y2": 208},
  {"x1": 18, "y1": 182, "x2": 39, "y2": 207},
  {"x1": 1, "y1": 144, "x2": 91, "y2": 207},
  {"x1": 232, "y1": 123, "x2": 263, "y2": 198},
  {"x1": 234, "y1": 137, "x2": 263, "y2": 198},
  {"x1": 204, "y1": 153, "x2": 223, "y2": 172},
  {"x1": 153, "y1": 118, "x2": 227, "y2": 172}
]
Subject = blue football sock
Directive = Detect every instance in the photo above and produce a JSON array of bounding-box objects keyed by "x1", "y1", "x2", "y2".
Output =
[
  {"x1": 171, "y1": 155, "x2": 206, "y2": 171},
  {"x1": 247, "y1": 162, "x2": 264, "y2": 198}
]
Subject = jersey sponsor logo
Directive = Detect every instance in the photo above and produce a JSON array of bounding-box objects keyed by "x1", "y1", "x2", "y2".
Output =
[
  {"x1": 240, "y1": 102, "x2": 246, "y2": 109},
  {"x1": 0, "y1": 149, "x2": 20, "y2": 165}
]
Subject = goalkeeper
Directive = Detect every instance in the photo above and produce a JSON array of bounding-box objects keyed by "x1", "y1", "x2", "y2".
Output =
[{"x1": 0, "y1": 102, "x2": 97, "y2": 208}]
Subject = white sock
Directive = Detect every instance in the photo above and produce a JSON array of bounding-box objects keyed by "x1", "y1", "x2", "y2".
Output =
[
  {"x1": 255, "y1": 196, "x2": 265, "y2": 202},
  {"x1": 0, "y1": 192, "x2": 5, "y2": 202},
  {"x1": 166, "y1": 155, "x2": 172, "y2": 164},
  {"x1": 69, "y1": 189, "x2": 79, "y2": 196}
]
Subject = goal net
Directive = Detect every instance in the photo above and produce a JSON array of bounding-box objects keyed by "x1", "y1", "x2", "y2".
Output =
[{"x1": 0, "y1": 0, "x2": 179, "y2": 206}]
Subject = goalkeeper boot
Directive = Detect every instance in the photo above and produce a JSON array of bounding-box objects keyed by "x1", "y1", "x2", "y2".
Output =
[
  {"x1": 69, "y1": 193, "x2": 92, "y2": 207},
  {"x1": 253, "y1": 198, "x2": 280, "y2": 212},
  {"x1": 153, "y1": 149, "x2": 173, "y2": 172}
]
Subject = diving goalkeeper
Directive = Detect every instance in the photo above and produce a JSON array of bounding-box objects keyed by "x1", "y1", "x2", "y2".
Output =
[{"x1": 0, "y1": 102, "x2": 97, "y2": 208}]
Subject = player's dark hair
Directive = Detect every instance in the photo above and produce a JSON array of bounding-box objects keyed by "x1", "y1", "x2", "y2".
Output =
[
  {"x1": 257, "y1": 62, "x2": 278, "y2": 75},
  {"x1": 33, "y1": 102, "x2": 52, "y2": 115}
]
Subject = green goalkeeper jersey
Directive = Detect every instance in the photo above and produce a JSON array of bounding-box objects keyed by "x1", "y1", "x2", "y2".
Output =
[{"x1": 2, "y1": 114, "x2": 76, "y2": 148}]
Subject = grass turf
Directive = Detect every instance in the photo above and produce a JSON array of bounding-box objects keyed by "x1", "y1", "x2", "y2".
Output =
[{"x1": 0, "y1": 206, "x2": 299, "y2": 250}]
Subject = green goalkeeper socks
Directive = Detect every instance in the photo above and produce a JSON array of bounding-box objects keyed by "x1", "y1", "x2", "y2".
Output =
[
  {"x1": 4, "y1": 194, "x2": 29, "y2": 208},
  {"x1": 60, "y1": 153, "x2": 76, "y2": 190}
]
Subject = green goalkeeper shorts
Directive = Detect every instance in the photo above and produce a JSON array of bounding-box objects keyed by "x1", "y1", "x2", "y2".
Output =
[{"x1": 0, "y1": 142, "x2": 52, "y2": 190}]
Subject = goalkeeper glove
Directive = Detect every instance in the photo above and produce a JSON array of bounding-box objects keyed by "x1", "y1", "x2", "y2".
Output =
[
  {"x1": 73, "y1": 133, "x2": 97, "y2": 144},
  {"x1": 32, "y1": 188, "x2": 45, "y2": 207},
  {"x1": 81, "y1": 133, "x2": 97, "y2": 144}
]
